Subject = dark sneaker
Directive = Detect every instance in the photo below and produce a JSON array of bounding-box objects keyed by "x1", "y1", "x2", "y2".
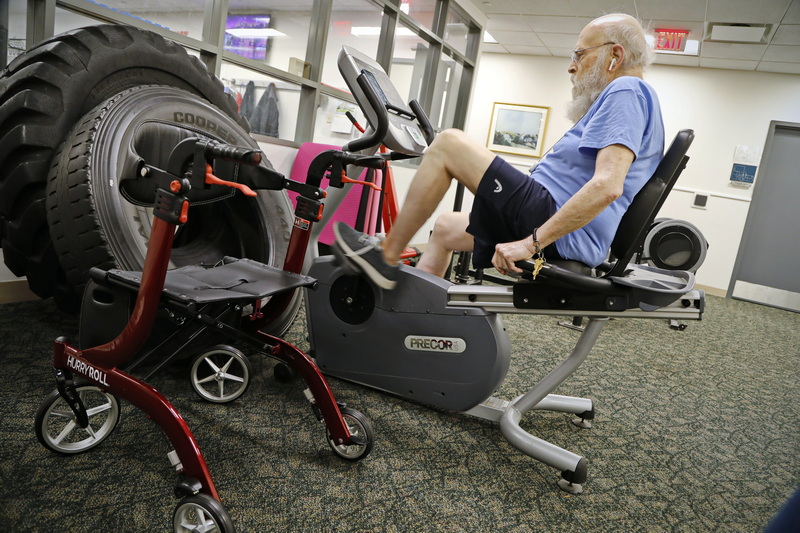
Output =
[{"x1": 332, "y1": 222, "x2": 399, "y2": 290}]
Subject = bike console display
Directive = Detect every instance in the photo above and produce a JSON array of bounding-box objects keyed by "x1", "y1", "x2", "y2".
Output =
[{"x1": 338, "y1": 46, "x2": 430, "y2": 156}]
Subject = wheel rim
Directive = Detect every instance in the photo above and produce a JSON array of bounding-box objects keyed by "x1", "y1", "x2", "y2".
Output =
[
  {"x1": 174, "y1": 502, "x2": 220, "y2": 533},
  {"x1": 39, "y1": 386, "x2": 119, "y2": 454},
  {"x1": 173, "y1": 494, "x2": 233, "y2": 533},
  {"x1": 191, "y1": 347, "x2": 250, "y2": 403},
  {"x1": 328, "y1": 410, "x2": 372, "y2": 460}
]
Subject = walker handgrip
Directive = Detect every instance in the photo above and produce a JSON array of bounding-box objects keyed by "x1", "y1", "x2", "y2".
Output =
[{"x1": 204, "y1": 141, "x2": 262, "y2": 166}]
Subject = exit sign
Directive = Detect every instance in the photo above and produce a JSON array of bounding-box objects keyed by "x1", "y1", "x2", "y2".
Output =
[{"x1": 654, "y1": 29, "x2": 690, "y2": 52}]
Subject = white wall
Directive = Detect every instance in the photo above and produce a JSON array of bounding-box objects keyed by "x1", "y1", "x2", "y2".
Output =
[{"x1": 459, "y1": 53, "x2": 800, "y2": 292}]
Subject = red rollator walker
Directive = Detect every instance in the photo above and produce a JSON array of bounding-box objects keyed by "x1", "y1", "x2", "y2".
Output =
[{"x1": 34, "y1": 136, "x2": 375, "y2": 532}]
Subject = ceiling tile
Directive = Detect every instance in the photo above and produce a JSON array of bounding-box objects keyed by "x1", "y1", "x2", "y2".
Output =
[
  {"x1": 762, "y1": 44, "x2": 800, "y2": 61},
  {"x1": 706, "y1": 0, "x2": 793, "y2": 24},
  {"x1": 508, "y1": 0, "x2": 575, "y2": 16},
  {"x1": 471, "y1": 0, "x2": 800, "y2": 72},
  {"x1": 473, "y1": 0, "x2": 519, "y2": 15},
  {"x1": 486, "y1": 15, "x2": 531, "y2": 31},
  {"x1": 481, "y1": 42, "x2": 510, "y2": 54},
  {"x1": 566, "y1": 0, "x2": 637, "y2": 18},
  {"x1": 522, "y1": 15, "x2": 584, "y2": 34},
  {"x1": 538, "y1": 33, "x2": 580, "y2": 48},
  {"x1": 772, "y1": 24, "x2": 800, "y2": 44},
  {"x1": 701, "y1": 42, "x2": 768, "y2": 60},
  {"x1": 504, "y1": 44, "x2": 553, "y2": 55},
  {"x1": 548, "y1": 47, "x2": 574, "y2": 59},
  {"x1": 783, "y1": 0, "x2": 800, "y2": 24},
  {"x1": 699, "y1": 57, "x2": 759, "y2": 70},
  {"x1": 635, "y1": 0, "x2": 707, "y2": 22},
  {"x1": 756, "y1": 61, "x2": 800, "y2": 73},
  {"x1": 653, "y1": 54, "x2": 701, "y2": 67},
  {"x1": 490, "y1": 30, "x2": 545, "y2": 46}
]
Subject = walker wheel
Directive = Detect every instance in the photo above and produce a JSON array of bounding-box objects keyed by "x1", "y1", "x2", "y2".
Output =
[
  {"x1": 35, "y1": 384, "x2": 120, "y2": 454},
  {"x1": 273, "y1": 362, "x2": 297, "y2": 383},
  {"x1": 327, "y1": 407, "x2": 374, "y2": 461},
  {"x1": 190, "y1": 345, "x2": 251, "y2": 403},
  {"x1": 173, "y1": 493, "x2": 234, "y2": 533}
]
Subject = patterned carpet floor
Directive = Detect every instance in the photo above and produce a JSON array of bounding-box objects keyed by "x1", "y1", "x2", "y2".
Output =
[{"x1": 1, "y1": 293, "x2": 798, "y2": 532}]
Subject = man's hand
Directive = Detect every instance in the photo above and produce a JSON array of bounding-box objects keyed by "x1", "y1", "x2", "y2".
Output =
[{"x1": 492, "y1": 235, "x2": 538, "y2": 275}]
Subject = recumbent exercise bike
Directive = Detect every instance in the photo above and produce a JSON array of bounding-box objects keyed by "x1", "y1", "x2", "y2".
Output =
[{"x1": 302, "y1": 47, "x2": 705, "y2": 494}]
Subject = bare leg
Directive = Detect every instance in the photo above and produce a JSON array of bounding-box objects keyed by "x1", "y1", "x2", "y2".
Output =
[
  {"x1": 381, "y1": 129, "x2": 495, "y2": 264},
  {"x1": 416, "y1": 212, "x2": 473, "y2": 277}
]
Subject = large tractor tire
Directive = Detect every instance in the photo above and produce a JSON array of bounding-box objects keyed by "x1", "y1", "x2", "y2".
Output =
[
  {"x1": 0, "y1": 25, "x2": 299, "y2": 332},
  {"x1": 47, "y1": 85, "x2": 300, "y2": 335}
]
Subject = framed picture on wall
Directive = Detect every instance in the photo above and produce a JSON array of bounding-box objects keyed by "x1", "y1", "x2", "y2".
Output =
[{"x1": 487, "y1": 102, "x2": 550, "y2": 158}]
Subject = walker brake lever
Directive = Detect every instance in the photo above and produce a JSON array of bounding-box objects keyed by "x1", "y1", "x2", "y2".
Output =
[
  {"x1": 204, "y1": 164, "x2": 257, "y2": 197},
  {"x1": 340, "y1": 171, "x2": 382, "y2": 191}
]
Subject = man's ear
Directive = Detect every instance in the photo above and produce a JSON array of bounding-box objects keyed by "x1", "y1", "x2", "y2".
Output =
[{"x1": 610, "y1": 44, "x2": 625, "y2": 70}]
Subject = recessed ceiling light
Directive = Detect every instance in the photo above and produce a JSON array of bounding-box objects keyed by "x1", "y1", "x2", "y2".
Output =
[{"x1": 708, "y1": 23, "x2": 769, "y2": 43}]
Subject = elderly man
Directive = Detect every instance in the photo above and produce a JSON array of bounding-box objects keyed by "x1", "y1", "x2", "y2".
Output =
[{"x1": 334, "y1": 13, "x2": 665, "y2": 289}]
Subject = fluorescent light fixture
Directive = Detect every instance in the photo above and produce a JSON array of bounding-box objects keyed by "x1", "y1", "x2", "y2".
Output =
[
  {"x1": 225, "y1": 28, "x2": 286, "y2": 38},
  {"x1": 710, "y1": 24, "x2": 767, "y2": 43},
  {"x1": 351, "y1": 26, "x2": 416, "y2": 37},
  {"x1": 484, "y1": 31, "x2": 497, "y2": 44}
]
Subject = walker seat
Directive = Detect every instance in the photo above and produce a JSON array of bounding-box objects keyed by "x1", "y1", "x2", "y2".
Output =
[{"x1": 104, "y1": 256, "x2": 316, "y2": 309}]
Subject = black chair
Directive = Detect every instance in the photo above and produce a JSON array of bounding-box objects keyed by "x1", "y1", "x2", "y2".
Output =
[{"x1": 514, "y1": 129, "x2": 697, "y2": 312}]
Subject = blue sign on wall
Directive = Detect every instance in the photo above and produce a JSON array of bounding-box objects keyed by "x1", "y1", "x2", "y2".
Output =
[{"x1": 730, "y1": 163, "x2": 757, "y2": 185}]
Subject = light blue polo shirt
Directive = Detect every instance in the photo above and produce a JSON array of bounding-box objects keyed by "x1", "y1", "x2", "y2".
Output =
[{"x1": 532, "y1": 76, "x2": 665, "y2": 267}]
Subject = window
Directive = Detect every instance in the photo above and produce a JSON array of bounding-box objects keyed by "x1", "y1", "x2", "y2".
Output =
[
  {"x1": 21, "y1": 0, "x2": 481, "y2": 149},
  {"x1": 389, "y1": 24, "x2": 429, "y2": 105},
  {"x1": 430, "y1": 50, "x2": 465, "y2": 130},
  {"x1": 226, "y1": 0, "x2": 314, "y2": 74},
  {"x1": 220, "y1": 61, "x2": 300, "y2": 142},
  {"x1": 52, "y1": 7, "x2": 108, "y2": 35},
  {"x1": 6, "y1": 0, "x2": 28, "y2": 63},
  {"x1": 81, "y1": 0, "x2": 207, "y2": 40},
  {"x1": 443, "y1": 7, "x2": 471, "y2": 57},
  {"x1": 312, "y1": 95, "x2": 366, "y2": 146},
  {"x1": 322, "y1": 0, "x2": 385, "y2": 90},
  {"x1": 401, "y1": 0, "x2": 437, "y2": 32}
]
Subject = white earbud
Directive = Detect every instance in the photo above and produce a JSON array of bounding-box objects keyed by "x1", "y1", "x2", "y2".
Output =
[{"x1": 608, "y1": 58, "x2": 617, "y2": 71}]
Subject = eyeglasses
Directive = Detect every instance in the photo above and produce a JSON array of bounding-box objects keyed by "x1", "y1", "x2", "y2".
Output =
[{"x1": 571, "y1": 42, "x2": 616, "y2": 63}]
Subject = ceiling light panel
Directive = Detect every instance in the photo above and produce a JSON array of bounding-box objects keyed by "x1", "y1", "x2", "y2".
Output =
[{"x1": 709, "y1": 23, "x2": 769, "y2": 43}]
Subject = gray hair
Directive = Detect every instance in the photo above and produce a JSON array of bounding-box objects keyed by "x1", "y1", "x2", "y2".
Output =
[{"x1": 598, "y1": 14, "x2": 656, "y2": 71}]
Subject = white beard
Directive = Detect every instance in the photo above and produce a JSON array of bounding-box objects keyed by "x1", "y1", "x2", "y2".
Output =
[{"x1": 566, "y1": 52, "x2": 611, "y2": 123}]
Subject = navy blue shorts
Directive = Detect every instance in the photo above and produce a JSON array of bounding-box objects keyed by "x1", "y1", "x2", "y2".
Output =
[{"x1": 466, "y1": 156, "x2": 561, "y2": 268}]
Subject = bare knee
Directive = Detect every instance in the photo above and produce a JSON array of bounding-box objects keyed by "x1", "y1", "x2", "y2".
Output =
[
  {"x1": 430, "y1": 212, "x2": 472, "y2": 251},
  {"x1": 426, "y1": 129, "x2": 494, "y2": 193},
  {"x1": 429, "y1": 129, "x2": 473, "y2": 157}
]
